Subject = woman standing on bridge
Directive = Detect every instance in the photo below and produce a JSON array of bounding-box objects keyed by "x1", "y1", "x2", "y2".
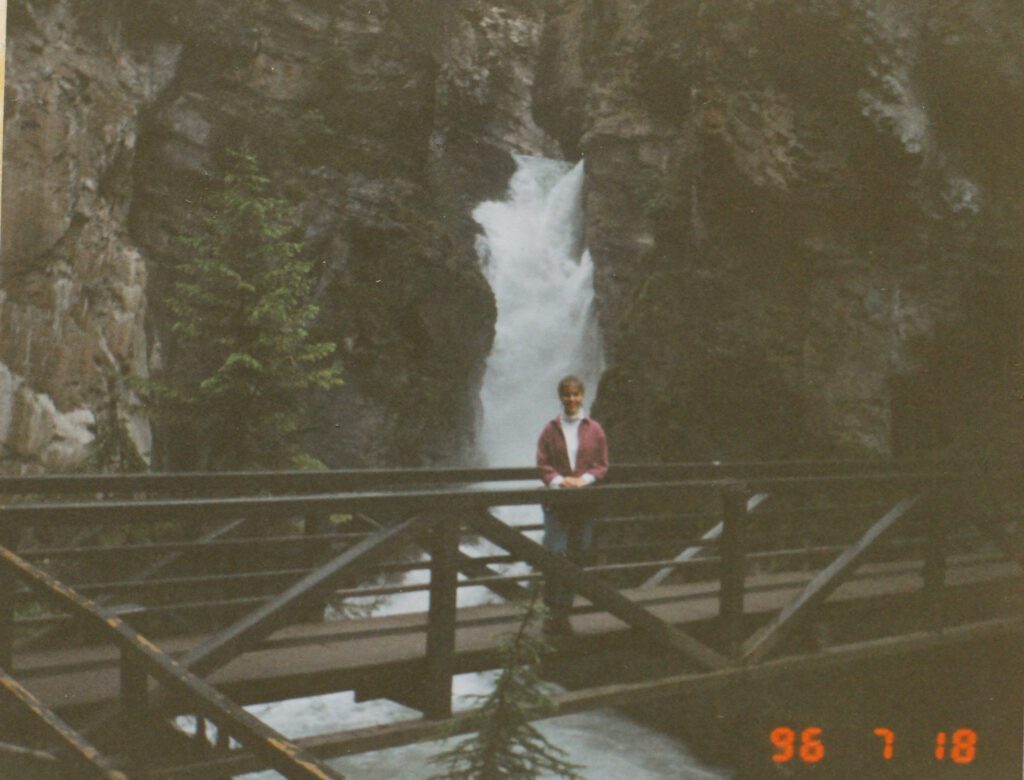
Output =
[{"x1": 536, "y1": 375, "x2": 609, "y2": 636}]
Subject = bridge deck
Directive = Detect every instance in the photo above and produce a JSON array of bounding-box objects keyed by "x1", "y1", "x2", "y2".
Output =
[{"x1": 15, "y1": 553, "x2": 1020, "y2": 715}]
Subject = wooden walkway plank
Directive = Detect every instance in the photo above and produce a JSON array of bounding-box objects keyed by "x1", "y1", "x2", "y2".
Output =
[
  {"x1": 0, "y1": 545, "x2": 347, "y2": 780},
  {"x1": 181, "y1": 517, "x2": 420, "y2": 679},
  {"x1": 0, "y1": 665, "x2": 128, "y2": 779},
  {"x1": 741, "y1": 494, "x2": 923, "y2": 663},
  {"x1": 470, "y1": 511, "x2": 731, "y2": 670}
]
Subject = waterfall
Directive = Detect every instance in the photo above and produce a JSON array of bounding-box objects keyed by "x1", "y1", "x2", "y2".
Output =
[
  {"x1": 236, "y1": 155, "x2": 726, "y2": 780},
  {"x1": 474, "y1": 154, "x2": 603, "y2": 466}
]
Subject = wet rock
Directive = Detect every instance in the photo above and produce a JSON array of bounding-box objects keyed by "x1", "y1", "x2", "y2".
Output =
[
  {"x1": 536, "y1": 0, "x2": 1024, "y2": 460},
  {"x1": 4, "y1": 0, "x2": 1021, "y2": 471},
  {"x1": 1, "y1": 0, "x2": 181, "y2": 470}
]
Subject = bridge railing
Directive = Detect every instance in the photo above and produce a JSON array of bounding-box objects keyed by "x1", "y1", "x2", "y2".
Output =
[
  {"x1": 0, "y1": 461, "x2": 1019, "y2": 776},
  {"x1": 0, "y1": 456, "x2": 963, "y2": 498},
  {"x1": 0, "y1": 460, "x2": 955, "y2": 637},
  {"x1": 0, "y1": 467, "x2": 984, "y2": 655},
  {"x1": 0, "y1": 464, "x2": 997, "y2": 658}
]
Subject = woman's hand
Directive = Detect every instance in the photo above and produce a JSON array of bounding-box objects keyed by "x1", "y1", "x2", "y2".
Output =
[{"x1": 561, "y1": 476, "x2": 589, "y2": 488}]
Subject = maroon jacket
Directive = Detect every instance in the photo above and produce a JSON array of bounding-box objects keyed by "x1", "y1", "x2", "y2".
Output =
[{"x1": 536, "y1": 416, "x2": 609, "y2": 486}]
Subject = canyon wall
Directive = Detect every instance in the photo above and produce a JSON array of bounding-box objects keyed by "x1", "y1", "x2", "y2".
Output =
[
  {"x1": 2, "y1": 0, "x2": 1021, "y2": 470},
  {"x1": 538, "y1": 0, "x2": 1024, "y2": 461},
  {"x1": 1, "y1": 0, "x2": 179, "y2": 470},
  {"x1": 3, "y1": 0, "x2": 557, "y2": 470}
]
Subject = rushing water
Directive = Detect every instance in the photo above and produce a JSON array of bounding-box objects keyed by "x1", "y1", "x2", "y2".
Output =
[
  {"x1": 234, "y1": 156, "x2": 728, "y2": 779},
  {"x1": 474, "y1": 154, "x2": 603, "y2": 467}
]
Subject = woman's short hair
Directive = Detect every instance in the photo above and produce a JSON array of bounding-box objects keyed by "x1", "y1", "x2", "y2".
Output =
[{"x1": 557, "y1": 375, "x2": 585, "y2": 395}]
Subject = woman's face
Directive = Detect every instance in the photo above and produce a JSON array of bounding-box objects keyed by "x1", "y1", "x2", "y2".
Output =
[{"x1": 559, "y1": 385, "x2": 584, "y2": 417}]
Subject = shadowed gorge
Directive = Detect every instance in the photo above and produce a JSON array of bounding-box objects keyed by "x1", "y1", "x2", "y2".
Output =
[{"x1": 2, "y1": 0, "x2": 1022, "y2": 472}]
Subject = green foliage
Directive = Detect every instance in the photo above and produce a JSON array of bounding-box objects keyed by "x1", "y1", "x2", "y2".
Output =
[
  {"x1": 429, "y1": 592, "x2": 584, "y2": 780},
  {"x1": 79, "y1": 384, "x2": 148, "y2": 474},
  {"x1": 138, "y1": 142, "x2": 342, "y2": 470}
]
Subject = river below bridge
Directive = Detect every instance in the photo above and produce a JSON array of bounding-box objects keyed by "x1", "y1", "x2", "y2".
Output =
[
  {"x1": 233, "y1": 634, "x2": 1022, "y2": 778},
  {"x1": 240, "y1": 683, "x2": 729, "y2": 779}
]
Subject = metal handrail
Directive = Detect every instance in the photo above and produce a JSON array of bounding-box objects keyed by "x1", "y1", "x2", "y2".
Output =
[
  {"x1": 0, "y1": 456, "x2": 969, "y2": 497},
  {"x1": 0, "y1": 471, "x2": 963, "y2": 528}
]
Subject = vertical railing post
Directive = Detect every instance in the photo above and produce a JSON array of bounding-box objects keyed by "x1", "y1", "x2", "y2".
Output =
[
  {"x1": 0, "y1": 527, "x2": 16, "y2": 670},
  {"x1": 424, "y1": 513, "x2": 459, "y2": 719},
  {"x1": 304, "y1": 513, "x2": 332, "y2": 621},
  {"x1": 119, "y1": 651, "x2": 148, "y2": 745},
  {"x1": 719, "y1": 486, "x2": 748, "y2": 659},
  {"x1": 216, "y1": 721, "x2": 231, "y2": 751},
  {"x1": 305, "y1": 512, "x2": 332, "y2": 557},
  {"x1": 921, "y1": 491, "x2": 947, "y2": 633},
  {"x1": 194, "y1": 715, "x2": 208, "y2": 747}
]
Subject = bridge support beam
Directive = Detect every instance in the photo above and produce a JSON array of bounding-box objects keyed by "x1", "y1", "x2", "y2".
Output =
[
  {"x1": 644, "y1": 492, "x2": 769, "y2": 589},
  {"x1": 181, "y1": 517, "x2": 419, "y2": 679},
  {"x1": 424, "y1": 515, "x2": 460, "y2": 718},
  {"x1": 0, "y1": 528, "x2": 14, "y2": 670},
  {"x1": 742, "y1": 494, "x2": 923, "y2": 663},
  {"x1": 922, "y1": 496, "x2": 949, "y2": 633},
  {"x1": 0, "y1": 544, "x2": 347, "y2": 780},
  {"x1": 719, "y1": 488, "x2": 748, "y2": 658},
  {"x1": 0, "y1": 665, "x2": 127, "y2": 779},
  {"x1": 118, "y1": 653, "x2": 148, "y2": 746},
  {"x1": 471, "y1": 511, "x2": 730, "y2": 671}
]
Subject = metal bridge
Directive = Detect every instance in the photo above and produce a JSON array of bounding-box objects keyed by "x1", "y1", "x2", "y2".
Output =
[{"x1": 0, "y1": 461, "x2": 1020, "y2": 778}]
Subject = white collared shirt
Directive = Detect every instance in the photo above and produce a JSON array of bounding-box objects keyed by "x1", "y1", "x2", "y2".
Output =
[{"x1": 561, "y1": 411, "x2": 583, "y2": 471}]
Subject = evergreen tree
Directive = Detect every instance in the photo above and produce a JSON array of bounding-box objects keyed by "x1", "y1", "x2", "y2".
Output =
[
  {"x1": 81, "y1": 379, "x2": 148, "y2": 473},
  {"x1": 141, "y1": 142, "x2": 341, "y2": 470},
  {"x1": 429, "y1": 590, "x2": 584, "y2": 780}
]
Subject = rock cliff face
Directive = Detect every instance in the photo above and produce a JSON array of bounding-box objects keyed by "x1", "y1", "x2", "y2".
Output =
[
  {"x1": 538, "y1": 0, "x2": 1024, "y2": 460},
  {"x1": 3, "y1": 0, "x2": 1021, "y2": 471},
  {"x1": 3, "y1": 0, "x2": 558, "y2": 470},
  {"x1": 2, "y1": 0, "x2": 179, "y2": 470}
]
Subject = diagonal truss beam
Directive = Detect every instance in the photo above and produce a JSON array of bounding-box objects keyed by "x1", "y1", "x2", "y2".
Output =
[
  {"x1": 0, "y1": 545, "x2": 346, "y2": 780},
  {"x1": 181, "y1": 517, "x2": 420, "y2": 679},
  {"x1": 0, "y1": 665, "x2": 128, "y2": 779},
  {"x1": 741, "y1": 494, "x2": 923, "y2": 664},
  {"x1": 470, "y1": 511, "x2": 730, "y2": 670},
  {"x1": 18, "y1": 518, "x2": 253, "y2": 654},
  {"x1": 347, "y1": 514, "x2": 529, "y2": 602},
  {"x1": 127, "y1": 518, "x2": 250, "y2": 587},
  {"x1": 643, "y1": 493, "x2": 771, "y2": 588},
  {"x1": 452, "y1": 548, "x2": 531, "y2": 602},
  {"x1": 84, "y1": 517, "x2": 420, "y2": 742}
]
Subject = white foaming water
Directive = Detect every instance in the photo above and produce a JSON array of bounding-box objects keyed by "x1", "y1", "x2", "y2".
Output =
[
  {"x1": 475, "y1": 155, "x2": 603, "y2": 467},
  {"x1": 233, "y1": 156, "x2": 728, "y2": 779}
]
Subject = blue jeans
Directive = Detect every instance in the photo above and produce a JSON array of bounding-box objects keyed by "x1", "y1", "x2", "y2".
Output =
[{"x1": 542, "y1": 506, "x2": 594, "y2": 615}]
